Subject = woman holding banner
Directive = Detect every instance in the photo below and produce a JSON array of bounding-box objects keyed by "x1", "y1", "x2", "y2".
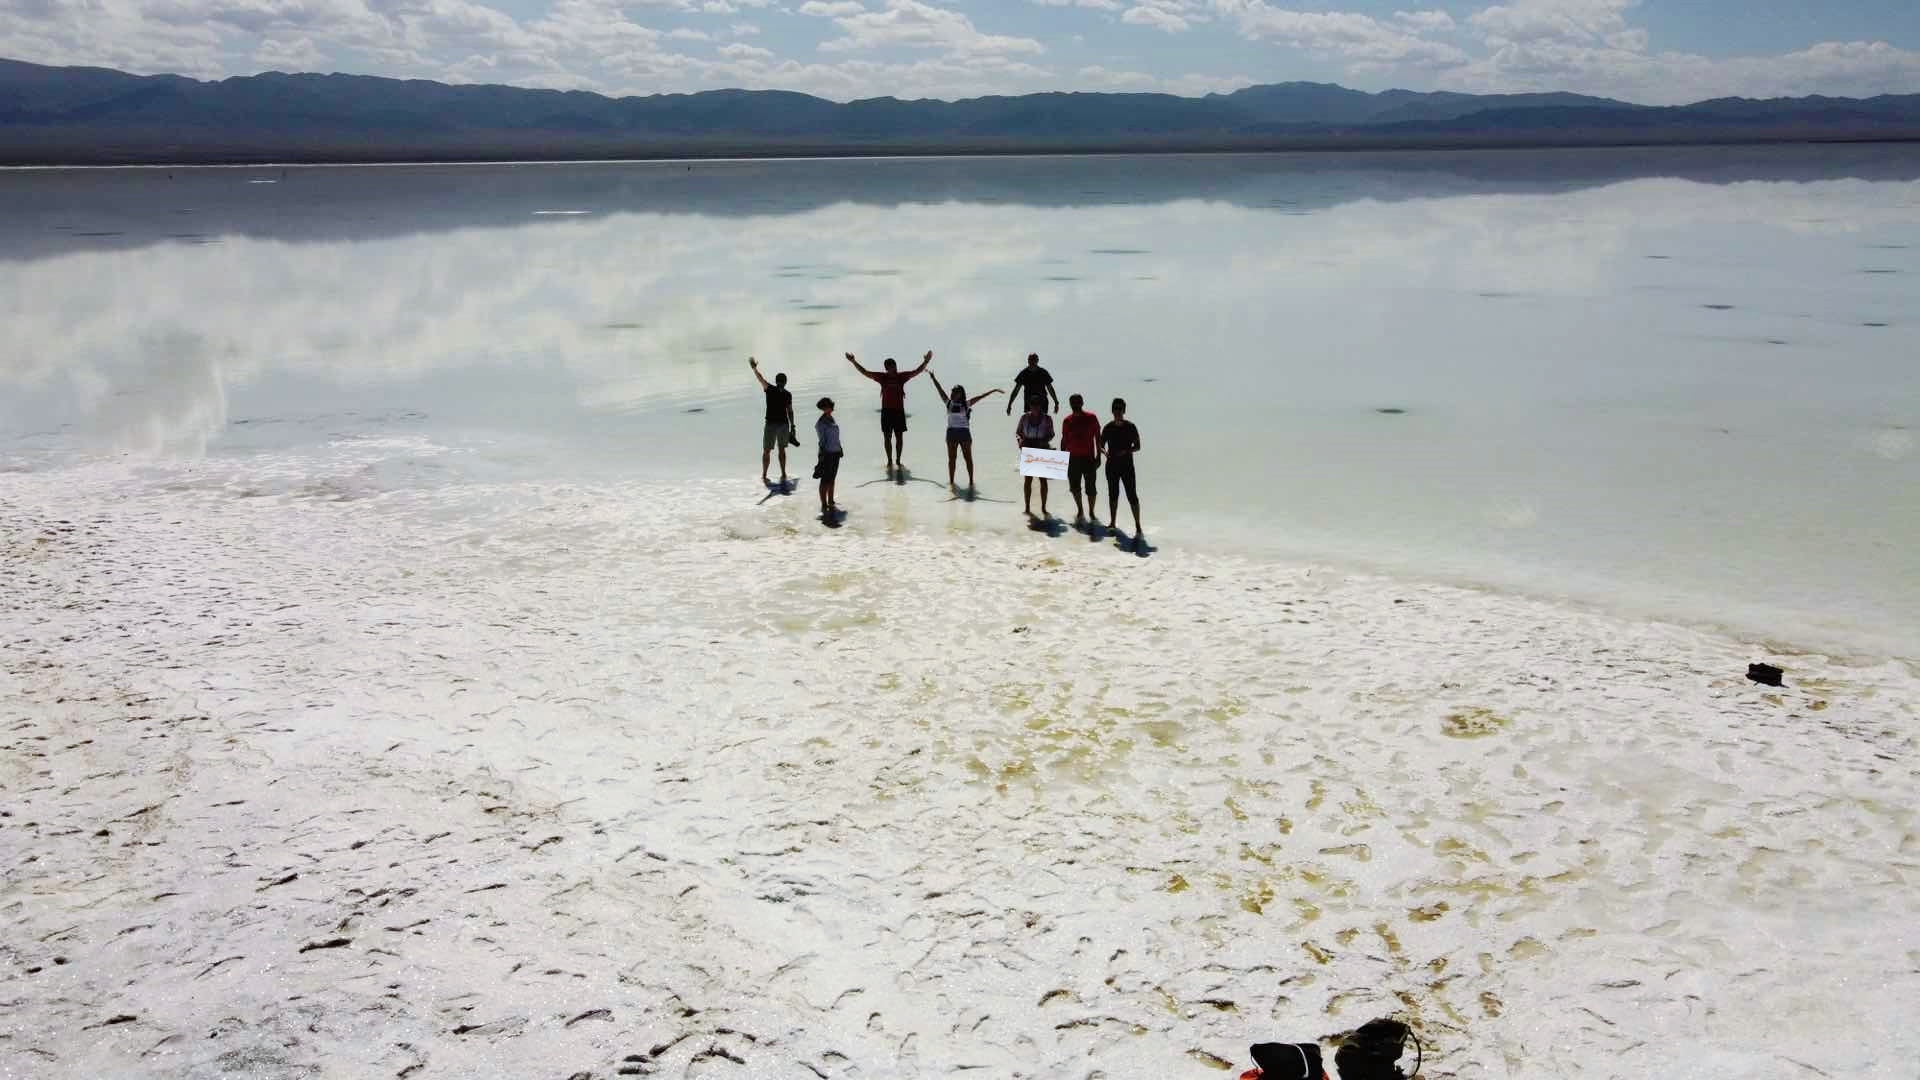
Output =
[{"x1": 1016, "y1": 398, "x2": 1056, "y2": 520}]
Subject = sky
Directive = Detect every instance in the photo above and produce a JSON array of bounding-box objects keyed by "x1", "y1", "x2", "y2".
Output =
[{"x1": 4, "y1": 0, "x2": 1920, "y2": 104}]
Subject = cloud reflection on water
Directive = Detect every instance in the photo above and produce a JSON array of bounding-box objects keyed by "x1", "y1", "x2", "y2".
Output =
[
  {"x1": 4, "y1": 162, "x2": 1917, "y2": 447},
  {"x1": 1, "y1": 150, "x2": 1917, "y2": 654}
]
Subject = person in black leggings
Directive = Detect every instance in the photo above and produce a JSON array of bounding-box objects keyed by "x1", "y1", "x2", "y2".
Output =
[{"x1": 1101, "y1": 397, "x2": 1141, "y2": 538}]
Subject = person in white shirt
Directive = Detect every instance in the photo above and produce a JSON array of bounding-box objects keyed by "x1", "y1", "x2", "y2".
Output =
[
  {"x1": 1016, "y1": 398, "x2": 1055, "y2": 519},
  {"x1": 927, "y1": 366, "x2": 1001, "y2": 491}
]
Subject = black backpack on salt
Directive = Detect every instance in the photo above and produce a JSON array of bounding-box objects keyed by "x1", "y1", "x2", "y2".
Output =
[
  {"x1": 1250, "y1": 1041, "x2": 1324, "y2": 1080},
  {"x1": 1333, "y1": 1018, "x2": 1419, "y2": 1080}
]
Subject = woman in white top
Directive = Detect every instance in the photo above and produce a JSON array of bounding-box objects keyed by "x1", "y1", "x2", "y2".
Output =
[
  {"x1": 1015, "y1": 398, "x2": 1056, "y2": 519},
  {"x1": 927, "y1": 367, "x2": 1001, "y2": 491}
]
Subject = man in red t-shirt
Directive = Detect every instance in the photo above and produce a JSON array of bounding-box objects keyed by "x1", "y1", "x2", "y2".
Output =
[
  {"x1": 846, "y1": 350, "x2": 930, "y2": 474},
  {"x1": 1059, "y1": 393, "x2": 1102, "y2": 525}
]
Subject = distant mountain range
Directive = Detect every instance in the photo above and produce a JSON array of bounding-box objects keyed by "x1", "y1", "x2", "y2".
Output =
[{"x1": 4, "y1": 57, "x2": 1920, "y2": 164}]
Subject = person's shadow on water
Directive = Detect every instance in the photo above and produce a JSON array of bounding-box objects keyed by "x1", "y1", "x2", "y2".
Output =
[
  {"x1": 758, "y1": 479, "x2": 796, "y2": 505},
  {"x1": 1111, "y1": 529, "x2": 1154, "y2": 557},
  {"x1": 858, "y1": 466, "x2": 945, "y2": 490},
  {"x1": 1027, "y1": 514, "x2": 1068, "y2": 538},
  {"x1": 945, "y1": 486, "x2": 1014, "y2": 504}
]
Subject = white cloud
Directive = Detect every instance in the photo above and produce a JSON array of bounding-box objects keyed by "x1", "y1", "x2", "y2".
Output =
[
  {"x1": 1031, "y1": 0, "x2": 1121, "y2": 10},
  {"x1": 729, "y1": 20, "x2": 759, "y2": 35},
  {"x1": 797, "y1": 0, "x2": 863, "y2": 14},
  {"x1": 1445, "y1": 0, "x2": 1920, "y2": 104},
  {"x1": 1392, "y1": 9, "x2": 1453, "y2": 33},
  {"x1": 666, "y1": 26, "x2": 711, "y2": 39},
  {"x1": 1076, "y1": 63, "x2": 1250, "y2": 95},
  {"x1": 1121, "y1": 4, "x2": 1188, "y2": 34},
  {"x1": 253, "y1": 33, "x2": 328, "y2": 70},
  {"x1": 1211, "y1": 1, "x2": 1467, "y2": 67},
  {"x1": 718, "y1": 41, "x2": 771, "y2": 58},
  {"x1": 818, "y1": 0, "x2": 1043, "y2": 58},
  {"x1": 1468, "y1": 0, "x2": 1632, "y2": 45}
]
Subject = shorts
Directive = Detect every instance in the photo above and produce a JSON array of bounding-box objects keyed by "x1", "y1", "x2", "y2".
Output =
[
  {"x1": 763, "y1": 421, "x2": 791, "y2": 452},
  {"x1": 1068, "y1": 454, "x2": 1098, "y2": 494},
  {"x1": 946, "y1": 427, "x2": 972, "y2": 446},
  {"x1": 1105, "y1": 456, "x2": 1138, "y2": 503},
  {"x1": 814, "y1": 451, "x2": 842, "y2": 484},
  {"x1": 881, "y1": 407, "x2": 907, "y2": 435}
]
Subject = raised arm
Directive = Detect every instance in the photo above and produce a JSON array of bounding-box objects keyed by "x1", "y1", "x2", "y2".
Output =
[
  {"x1": 927, "y1": 370, "x2": 948, "y2": 403},
  {"x1": 748, "y1": 356, "x2": 770, "y2": 390},
  {"x1": 967, "y1": 388, "x2": 1002, "y2": 407},
  {"x1": 845, "y1": 352, "x2": 878, "y2": 381},
  {"x1": 908, "y1": 350, "x2": 932, "y2": 379}
]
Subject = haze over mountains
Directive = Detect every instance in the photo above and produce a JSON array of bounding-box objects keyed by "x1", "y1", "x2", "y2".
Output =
[{"x1": 4, "y1": 57, "x2": 1920, "y2": 164}]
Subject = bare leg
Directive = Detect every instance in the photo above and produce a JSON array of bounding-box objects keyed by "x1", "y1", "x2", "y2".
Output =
[
  {"x1": 892, "y1": 432, "x2": 905, "y2": 470},
  {"x1": 1039, "y1": 478, "x2": 1049, "y2": 519},
  {"x1": 1023, "y1": 476, "x2": 1034, "y2": 516},
  {"x1": 777, "y1": 444, "x2": 789, "y2": 483},
  {"x1": 761, "y1": 446, "x2": 772, "y2": 483},
  {"x1": 1070, "y1": 471, "x2": 1085, "y2": 521},
  {"x1": 961, "y1": 443, "x2": 975, "y2": 488},
  {"x1": 946, "y1": 440, "x2": 958, "y2": 487}
]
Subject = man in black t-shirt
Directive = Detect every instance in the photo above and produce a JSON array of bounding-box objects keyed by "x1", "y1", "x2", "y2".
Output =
[
  {"x1": 749, "y1": 357, "x2": 798, "y2": 485},
  {"x1": 1005, "y1": 353, "x2": 1058, "y2": 417},
  {"x1": 1100, "y1": 397, "x2": 1142, "y2": 539}
]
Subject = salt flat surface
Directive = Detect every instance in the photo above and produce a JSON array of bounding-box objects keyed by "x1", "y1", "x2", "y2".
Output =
[{"x1": 4, "y1": 441, "x2": 1917, "y2": 1079}]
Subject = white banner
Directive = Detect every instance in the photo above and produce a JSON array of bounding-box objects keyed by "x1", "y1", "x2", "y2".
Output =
[{"x1": 1018, "y1": 447, "x2": 1070, "y2": 480}]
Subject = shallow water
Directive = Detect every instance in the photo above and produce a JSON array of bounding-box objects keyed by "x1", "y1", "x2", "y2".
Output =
[{"x1": 2, "y1": 146, "x2": 1917, "y2": 657}]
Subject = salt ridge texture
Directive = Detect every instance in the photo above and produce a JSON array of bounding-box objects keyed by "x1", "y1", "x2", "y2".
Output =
[{"x1": 3, "y1": 440, "x2": 1917, "y2": 1080}]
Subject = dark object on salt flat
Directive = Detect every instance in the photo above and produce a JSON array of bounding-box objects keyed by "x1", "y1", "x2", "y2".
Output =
[
  {"x1": 1334, "y1": 1018, "x2": 1419, "y2": 1080},
  {"x1": 1747, "y1": 663, "x2": 1785, "y2": 687},
  {"x1": 1376, "y1": 407, "x2": 1407, "y2": 415},
  {"x1": 1251, "y1": 1042, "x2": 1324, "y2": 1079}
]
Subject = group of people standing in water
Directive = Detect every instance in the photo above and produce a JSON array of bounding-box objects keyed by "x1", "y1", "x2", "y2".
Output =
[{"x1": 748, "y1": 351, "x2": 1144, "y2": 538}]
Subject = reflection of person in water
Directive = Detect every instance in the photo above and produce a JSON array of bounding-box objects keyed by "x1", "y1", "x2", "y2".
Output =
[
  {"x1": 927, "y1": 367, "x2": 1000, "y2": 491},
  {"x1": 748, "y1": 357, "x2": 796, "y2": 486},
  {"x1": 846, "y1": 350, "x2": 929, "y2": 473}
]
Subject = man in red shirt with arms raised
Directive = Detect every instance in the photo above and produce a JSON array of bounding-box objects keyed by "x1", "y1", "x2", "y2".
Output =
[
  {"x1": 847, "y1": 350, "x2": 930, "y2": 475},
  {"x1": 1060, "y1": 393, "x2": 1101, "y2": 527}
]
